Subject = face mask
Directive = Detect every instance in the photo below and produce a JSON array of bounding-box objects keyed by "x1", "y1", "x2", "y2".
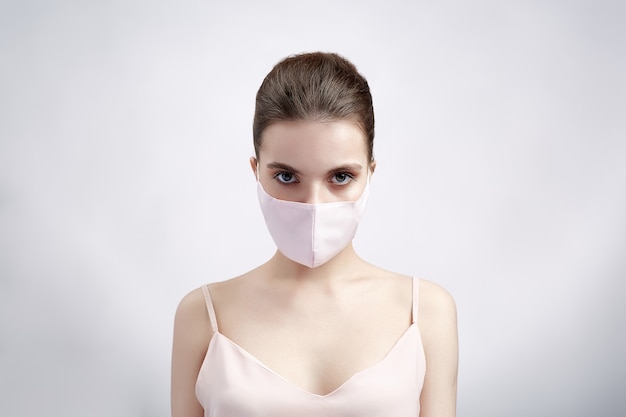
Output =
[{"x1": 257, "y1": 176, "x2": 370, "y2": 268}]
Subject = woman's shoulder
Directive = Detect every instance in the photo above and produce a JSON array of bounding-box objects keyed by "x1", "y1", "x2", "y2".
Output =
[
  {"x1": 369, "y1": 269, "x2": 455, "y2": 310},
  {"x1": 174, "y1": 286, "x2": 211, "y2": 335},
  {"x1": 418, "y1": 278, "x2": 457, "y2": 317},
  {"x1": 176, "y1": 273, "x2": 252, "y2": 319},
  {"x1": 416, "y1": 278, "x2": 457, "y2": 341},
  {"x1": 418, "y1": 278, "x2": 455, "y2": 303}
]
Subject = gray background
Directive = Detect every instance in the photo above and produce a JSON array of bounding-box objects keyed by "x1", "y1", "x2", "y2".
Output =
[{"x1": 1, "y1": 0, "x2": 625, "y2": 416}]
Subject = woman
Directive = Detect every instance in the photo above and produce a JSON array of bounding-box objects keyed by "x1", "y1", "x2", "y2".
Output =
[{"x1": 171, "y1": 52, "x2": 458, "y2": 416}]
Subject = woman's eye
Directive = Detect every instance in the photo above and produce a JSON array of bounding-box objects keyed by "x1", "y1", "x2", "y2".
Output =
[
  {"x1": 274, "y1": 172, "x2": 297, "y2": 184},
  {"x1": 331, "y1": 172, "x2": 353, "y2": 185}
]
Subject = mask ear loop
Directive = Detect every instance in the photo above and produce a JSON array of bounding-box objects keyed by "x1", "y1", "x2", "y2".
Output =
[
  {"x1": 353, "y1": 168, "x2": 371, "y2": 204},
  {"x1": 255, "y1": 159, "x2": 260, "y2": 182},
  {"x1": 256, "y1": 161, "x2": 273, "y2": 198}
]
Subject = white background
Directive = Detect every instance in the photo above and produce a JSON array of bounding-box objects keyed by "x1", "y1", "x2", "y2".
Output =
[{"x1": 1, "y1": 1, "x2": 625, "y2": 416}]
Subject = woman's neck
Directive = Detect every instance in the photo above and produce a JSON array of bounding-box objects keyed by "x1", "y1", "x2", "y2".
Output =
[{"x1": 264, "y1": 243, "x2": 370, "y2": 287}]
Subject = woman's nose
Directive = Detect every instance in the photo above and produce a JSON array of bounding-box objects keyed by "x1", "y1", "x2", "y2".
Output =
[{"x1": 302, "y1": 183, "x2": 328, "y2": 204}]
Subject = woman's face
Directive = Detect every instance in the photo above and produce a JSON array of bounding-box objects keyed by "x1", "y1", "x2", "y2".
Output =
[{"x1": 252, "y1": 120, "x2": 374, "y2": 203}]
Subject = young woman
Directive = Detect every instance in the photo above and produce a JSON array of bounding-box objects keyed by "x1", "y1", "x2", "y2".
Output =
[{"x1": 171, "y1": 52, "x2": 458, "y2": 417}]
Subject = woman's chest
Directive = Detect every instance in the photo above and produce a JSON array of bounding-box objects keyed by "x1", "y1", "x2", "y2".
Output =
[
  {"x1": 218, "y1": 305, "x2": 412, "y2": 396},
  {"x1": 196, "y1": 324, "x2": 424, "y2": 417}
]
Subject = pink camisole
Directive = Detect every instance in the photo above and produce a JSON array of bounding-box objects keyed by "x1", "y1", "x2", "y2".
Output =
[{"x1": 195, "y1": 277, "x2": 426, "y2": 416}]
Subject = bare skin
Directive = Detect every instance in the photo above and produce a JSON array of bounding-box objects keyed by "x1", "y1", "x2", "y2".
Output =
[{"x1": 171, "y1": 120, "x2": 458, "y2": 416}]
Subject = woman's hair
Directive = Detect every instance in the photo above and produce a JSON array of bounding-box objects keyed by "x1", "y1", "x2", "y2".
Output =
[{"x1": 253, "y1": 52, "x2": 375, "y2": 161}]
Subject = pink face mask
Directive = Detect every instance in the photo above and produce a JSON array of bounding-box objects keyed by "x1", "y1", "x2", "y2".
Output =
[{"x1": 257, "y1": 177, "x2": 370, "y2": 268}]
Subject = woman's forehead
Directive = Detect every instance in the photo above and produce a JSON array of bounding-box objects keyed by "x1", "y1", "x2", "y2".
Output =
[{"x1": 259, "y1": 120, "x2": 369, "y2": 167}]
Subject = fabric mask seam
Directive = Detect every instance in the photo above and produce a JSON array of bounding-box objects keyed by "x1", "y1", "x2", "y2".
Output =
[{"x1": 310, "y1": 205, "x2": 317, "y2": 267}]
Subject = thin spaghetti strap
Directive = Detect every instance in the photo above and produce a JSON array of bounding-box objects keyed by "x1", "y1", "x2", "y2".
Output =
[
  {"x1": 412, "y1": 277, "x2": 420, "y2": 323},
  {"x1": 201, "y1": 285, "x2": 219, "y2": 333}
]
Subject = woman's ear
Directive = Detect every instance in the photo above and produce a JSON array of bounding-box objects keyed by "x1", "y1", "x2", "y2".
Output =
[
  {"x1": 249, "y1": 156, "x2": 258, "y2": 180},
  {"x1": 369, "y1": 160, "x2": 377, "y2": 176}
]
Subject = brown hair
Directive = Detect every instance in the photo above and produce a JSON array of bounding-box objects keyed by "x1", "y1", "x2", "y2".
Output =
[{"x1": 253, "y1": 52, "x2": 375, "y2": 161}]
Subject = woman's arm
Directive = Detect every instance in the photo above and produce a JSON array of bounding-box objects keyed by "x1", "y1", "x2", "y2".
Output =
[
  {"x1": 418, "y1": 280, "x2": 459, "y2": 417},
  {"x1": 171, "y1": 289, "x2": 212, "y2": 417}
]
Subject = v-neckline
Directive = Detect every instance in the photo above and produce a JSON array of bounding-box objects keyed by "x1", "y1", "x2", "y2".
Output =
[{"x1": 209, "y1": 322, "x2": 417, "y2": 398}]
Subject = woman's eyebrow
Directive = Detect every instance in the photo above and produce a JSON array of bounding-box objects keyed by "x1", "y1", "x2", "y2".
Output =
[
  {"x1": 266, "y1": 162, "x2": 301, "y2": 174},
  {"x1": 266, "y1": 162, "x2": 363, "y2": 174},
  {"x1": 327, "y1": 164, "x2": 363, "y2": 173}
]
